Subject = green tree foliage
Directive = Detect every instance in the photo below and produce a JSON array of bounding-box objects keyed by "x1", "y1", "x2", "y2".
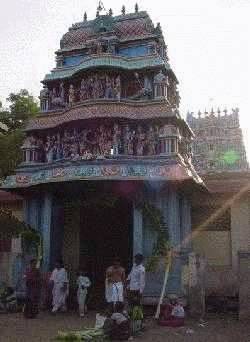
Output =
[
  {"x1": 0, "y1": 129, "x2": 24, "y2": 179},
  {"x1": 0, "y1": 89, "x2": 39, "y2": 180},
  {"x1": 1, "y1": 89, "x2": 39, "y2": 131},
  {"x1": 0, "y1": 208, "x2": 42, "y2": 259}
]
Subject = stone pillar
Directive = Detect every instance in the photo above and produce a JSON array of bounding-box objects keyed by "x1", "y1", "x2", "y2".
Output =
[
  {"x1": 133, "y1": 202, "x2": 143, "y2": 255},
  {"x1": 23, "y1": 198, "x2": 40, "y2": 230},
  {"x1": 188, "y1": 253, "x2": 206, "y2": 318},
  {"x1": 40, "y1": 193, "x2": 52, "y2": 272},
  {"x1": 180, "y1": 196, "x2": 192, "y2": 252},
  {"x1": 239, "y1": 251, "x2": 250, "y2": 320},
  {"x1": 167, "y1": 188, "x2": 181, "y2": 248}
]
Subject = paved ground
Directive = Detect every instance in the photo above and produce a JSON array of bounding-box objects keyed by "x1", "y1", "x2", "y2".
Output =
[{"x1": 0, "y1": 312, "x2": 250, "y2": 342}]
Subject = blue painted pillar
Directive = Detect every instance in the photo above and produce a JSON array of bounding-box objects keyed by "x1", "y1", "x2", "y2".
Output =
[
  {"x1": 167, "y1": 188, "x2": 181, "y2": 248},
  {"x1": 13, "y1": 198, "x2": 40, "y2": 289},
  {"x1": 40, "y1": 193, "x2": 52, "y2": 272},
  {"x1": 165, "y1": 187, "x2": 182, "y2": 294},
  {"x1": 23, "y1": 199, "x2": 29, "y2": 225},
  {"x1": 133, "y1": 202, "x2": 143, "y2": 255},
  {"x1": 23, "y1": 198, "x2": 40, "y2": 230},
  {"x1": 180, "y1": 196, "x2": 192, "y2": 252}
]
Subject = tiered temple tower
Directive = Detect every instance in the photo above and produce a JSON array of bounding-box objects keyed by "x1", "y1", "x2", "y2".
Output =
[
  {"x1": 187, "y1": 108, "x2": 248, "y2": 174},
  {"x1": 3, "y1": 5, "x2": 203, "y2": 300}
]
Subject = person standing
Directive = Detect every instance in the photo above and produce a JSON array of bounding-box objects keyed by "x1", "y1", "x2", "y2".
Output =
[
  {"x1": 50, "y1": 260, "x2": 69, "y2": 313},
  {"x1": 76, "y1": 270, "x2": 91, "y2": 317},
  {"x1": 23, "y1": 259, "x2": 41, "y2": 319},
  {"x1": 127, "y1": 254, "x2": 145, "y2": 300},
  {"x1": 127, "y1": 254, "x2": 145, "y2": 335},
  {"x1": 105, "y1": 257, "x2": 126, "y2": 308}
]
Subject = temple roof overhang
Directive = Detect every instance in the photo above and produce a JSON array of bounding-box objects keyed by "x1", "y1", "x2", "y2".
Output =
[
  {"x1": 43, "y1": 55, "x2": 170, "y2": 82},
  {"x1": 2, "y1": 156, "x2": 204, "y2": 190},
  {"x1": 24, "y1": 100, "x2": 189, "y2": 132}
]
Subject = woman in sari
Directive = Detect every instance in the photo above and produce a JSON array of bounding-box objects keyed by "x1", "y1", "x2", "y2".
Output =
[{"x1": 23, "y1": 259, "x2": 41, "y2": 319}]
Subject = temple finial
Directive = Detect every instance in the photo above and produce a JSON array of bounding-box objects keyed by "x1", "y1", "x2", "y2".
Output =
[
  {"x1": 155, "y1": 22, "x2": 162, "y2": 35},
  {"x1": 135, "y1": 3, "x2": 139, "y2": 13},
  {"x1": 122, "y1": 5, "x2": 126, "y2": 15},
  {"x1": 97, "y1": 1, "x2": 105, "y2": 12},
  {"x1": 109, "y1": 8, "x2": 113, "y2": 16},
  {"x1": 84, "y1": 12, "x2": 87, "y2": 21}
]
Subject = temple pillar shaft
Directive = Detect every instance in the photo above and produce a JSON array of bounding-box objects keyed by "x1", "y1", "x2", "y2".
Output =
[
  {"x1": 167, "y1": 188, "x2": 181, "y2": 248},
  {"x1": 23, "y1": 198, "x2": 40, "y2": 230},
  {"x1": 40, "y1": 193, "x2": 52, "y2": 271},
  {"x1": 166, "y1": 187, "x2": 182, "y2": 294},
  {"x1": 180, "y1": 196, "x2": 192, "y2": 252},
  {"x1": 133, "y1": 202, "x2": 143, "y2": 255}
]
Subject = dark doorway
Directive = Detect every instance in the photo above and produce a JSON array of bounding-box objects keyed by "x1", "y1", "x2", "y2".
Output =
[{"x1": 79, "y1": 196, "x2": 133, "y2": 307}]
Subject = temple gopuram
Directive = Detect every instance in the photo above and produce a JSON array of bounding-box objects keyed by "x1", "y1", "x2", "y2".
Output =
[
  {"x1": 3, "y1": 4, "x2": 204, "y2": 301},
  {"x1": 187, "y1": 108, "x2": 248, "y2": 174}
]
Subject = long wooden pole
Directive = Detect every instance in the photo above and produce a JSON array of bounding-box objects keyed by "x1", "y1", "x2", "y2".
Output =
[{"x1": 155, "y1": 250, "x2": 172, "y2": 319}]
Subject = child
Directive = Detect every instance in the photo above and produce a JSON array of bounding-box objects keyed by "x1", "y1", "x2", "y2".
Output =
[{"x1": 76, "y1": 270, "x2": 91, "y2": 317}]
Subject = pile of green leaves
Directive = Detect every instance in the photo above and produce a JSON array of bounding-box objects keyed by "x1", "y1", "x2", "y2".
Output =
[{"x1": 55, "y1": 328, "x2": 107, "y2": 341}]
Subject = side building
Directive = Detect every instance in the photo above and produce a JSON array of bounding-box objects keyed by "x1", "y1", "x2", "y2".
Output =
[{"x1": 187, "y1": 109, "x2": 250, "y2": 298}]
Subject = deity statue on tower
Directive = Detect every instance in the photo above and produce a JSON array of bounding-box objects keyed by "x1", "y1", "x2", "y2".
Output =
[
  {"x1": 113, "y1": 123, "x2": 122, "y2": 155},
  {"x1": 136, "y1": 125, "x2": 146, "y2": 156},
  {"x1": 68, "y1": 85, "x2": 75, "y2": 106},
  {"x1": 124, "y1": 125, "x2": 135, "y2": 155}
]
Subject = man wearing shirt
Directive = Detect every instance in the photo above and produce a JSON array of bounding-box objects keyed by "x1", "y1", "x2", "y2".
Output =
[{"x1": 127, "y1": 254, "x2": 145, "y2": 302}]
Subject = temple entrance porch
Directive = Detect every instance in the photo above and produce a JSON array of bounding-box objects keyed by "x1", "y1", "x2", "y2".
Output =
[{"x1": 20, "y1": 178, "x2": 194, "y2": 305}]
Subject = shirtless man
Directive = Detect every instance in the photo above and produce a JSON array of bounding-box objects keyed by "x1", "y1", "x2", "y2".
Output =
[{"x1": 105, "y1": 257, "x2": 125, "y2": 308}]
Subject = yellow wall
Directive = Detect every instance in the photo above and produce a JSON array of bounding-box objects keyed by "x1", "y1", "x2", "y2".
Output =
[
  {"x1": 193, "y1": 230, "x2": 231, "y2": 266},
  {"x1": 231, "y1": 196, "x2": 250, "y2": 271}
]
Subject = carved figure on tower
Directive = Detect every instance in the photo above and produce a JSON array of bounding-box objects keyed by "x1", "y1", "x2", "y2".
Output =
[
  {"x1": 124, "y1": 125, "x2": 135, "y2": 155},
  {"x1": 136, "y1": 125, "x2": 146, "y2": 156},
  {"x1": 80, "y1": 78, "x2": 87, "y2": 101},
  {"x1": 147, "y1": 126, "x2": 157, "y2": 155},
  {"x1": 114, "y1": 75, "x2": 121, "y2": 100},
  {"x1": 113, "y1": 123, "x2": 122, "y2": 155},
  {"x1": 105, "y1": 76, "x2": 113, "y2": 98},
  {"x1": 59, "y1": 82, "x2": 65, "y2": 103},
  {"x1": 68, "y1": 85, "x2": 75, "y2": 106}
]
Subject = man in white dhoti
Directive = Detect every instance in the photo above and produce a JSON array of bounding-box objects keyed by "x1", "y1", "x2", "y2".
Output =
[
  {"x1": 105, "y1": 257, "x2": 125, "y2": 308},
  {"x1": 50, "y1": 260, "x2": 69, "y2": 313}
]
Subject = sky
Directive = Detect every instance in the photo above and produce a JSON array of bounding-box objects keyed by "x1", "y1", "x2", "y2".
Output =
[{"x1": 0, "y1": 0, "x2": 250, "y2": 158}]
